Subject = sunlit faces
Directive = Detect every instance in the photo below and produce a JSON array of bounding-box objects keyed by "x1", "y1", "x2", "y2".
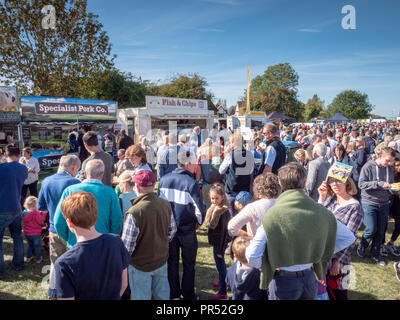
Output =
[
  {"x1": 327, "y1": 178, "x2": 346, "y2": 195},
  {"x1": 378, "y1": 155, "x2": 395, "y2": 167},
  {"x1": 210, "y1": 190, "x2": 225, "y2": 207},
  {"x1": 128, "y1": 155, "x2": 141, "y2": 167}
]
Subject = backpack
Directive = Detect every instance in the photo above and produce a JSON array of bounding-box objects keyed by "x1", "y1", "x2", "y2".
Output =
[{"x1": 200, "y1": 161, "x2": 222, "y2": 184}]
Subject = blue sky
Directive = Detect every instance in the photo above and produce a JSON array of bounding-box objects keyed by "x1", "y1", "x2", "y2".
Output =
[{"x1": 87, "y1": 0, "x2": 400, "y2": 118}]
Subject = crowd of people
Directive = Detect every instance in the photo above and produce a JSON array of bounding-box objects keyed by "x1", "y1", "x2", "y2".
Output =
[{"x1": 1, "y1": 120, "x2": 400, "y2": 301}]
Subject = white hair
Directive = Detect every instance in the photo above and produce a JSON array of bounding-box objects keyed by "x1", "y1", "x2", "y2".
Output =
[
  {"x1": 58, "y1": 155, "x2": 81, "y2": 172},
  {"x1": 85, "y1": 159, "x2": 105, "y2": 179},
  {"x1": 177, "y1": 150, "x2": 197, "y2": 168},
  {"x1": 314, "y1": 143, "x2": 327, "y2": 157}
]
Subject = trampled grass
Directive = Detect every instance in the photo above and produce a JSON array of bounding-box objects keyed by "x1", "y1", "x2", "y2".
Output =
[{"x1": 1, "y1": 223, "x2": 400, "y2": 300}]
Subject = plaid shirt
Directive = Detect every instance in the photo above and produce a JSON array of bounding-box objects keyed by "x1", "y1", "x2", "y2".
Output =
[
  {"x1": 121, "y1": 212, "x2": 177, "y2": 256},
  {"x1": 323, "y1": 196, "x2": 364, "y2": 265}
]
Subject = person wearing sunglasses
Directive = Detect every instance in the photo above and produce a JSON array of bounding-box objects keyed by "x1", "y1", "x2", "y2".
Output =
[{"x1": 318, "y1": 177, "x2": 363, "y2": 300}]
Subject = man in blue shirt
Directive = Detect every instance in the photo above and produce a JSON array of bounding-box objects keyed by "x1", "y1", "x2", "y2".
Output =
[
  {"x1": 37, "y1": 154, "x2": 81, "y2": 297},
  {"x1": 54, "y1": 159, "x2": 122, "y2": 248},
  {"x1": 0, "y1": 145, "x2": 28, "y2": 279},
  {"x1": 157, "y1": 132, "x2": 180, "y2": 181}
]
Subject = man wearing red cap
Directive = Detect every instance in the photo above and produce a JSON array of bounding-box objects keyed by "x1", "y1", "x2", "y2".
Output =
[{"x1": 121, "y1": 170, "x2": 176, "y2": 300}]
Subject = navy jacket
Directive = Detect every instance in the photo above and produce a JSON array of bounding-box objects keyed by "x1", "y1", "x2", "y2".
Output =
[
  {"x1": 158, "y1": 168, "x2": 206, "y2": 236},
  {"x1": 364, "y1": 136, "x2": 376, "y2": 155},
  {"x1": 226, "y1": 261, "x2": 268, "y2": 300}
]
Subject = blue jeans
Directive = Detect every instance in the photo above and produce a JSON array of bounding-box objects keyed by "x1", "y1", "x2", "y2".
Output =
[
  {"x1": 168, "y1": 232, "x2": 198, "y2": 300},
  {"x1": 25, "y1": 235, "x2": 42, "y2": 260},
  {"x1": 128, "y1": 263, "x2": 169, "y2": 300},
  {"x1": 268, "y1": 269, "x2": 318, "y2": 300},
  {"x1": 213, "y1": 246, "x2": 227, "y2": 295},
  {"x1": 0, "y1": 212, "x2": 24, "y2": 277},
  {"x1": 360, "y1": 203, "x2": 389, "y2": 259}
]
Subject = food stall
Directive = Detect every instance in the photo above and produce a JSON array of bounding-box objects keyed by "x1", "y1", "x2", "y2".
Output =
[
  {"x1": 20, "y1": 96, "x2": 118, "y2": 169},
  {"x1": 117, "y1": 95, "x2": 216, "y2": 143},
  {"x1": 227, "y1": 111, "x2": 269, "y2": 131},
  {"x1": 0, "y1": 87, "x2": 22, "y2": 150}
]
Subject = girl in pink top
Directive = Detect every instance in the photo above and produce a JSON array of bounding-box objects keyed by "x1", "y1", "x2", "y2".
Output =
[{"x1": 22, "y1": 196, "x2": 47, "y2": 263}]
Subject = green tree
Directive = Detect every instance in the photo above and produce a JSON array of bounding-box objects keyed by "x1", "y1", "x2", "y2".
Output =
[
  {"x1": 0, "y1": 0, "x2": 114, "y2": 96},
  {"x1": 327, "y1": 90, "x2": 374, "y2": 119},
  {"x1": 257, "y1": 87, "x2": 303, "y2": 120},
  {"x1": 304, "y1": 94, "x2": 324, "y2": 121},
  {"x1": 248, "y1": 63, "x2": 301, "y2": 118},
  {"x1": 93, "y1": 69, "x2": 151, "y2": 108},
  {"x1": 250, "y1": 63, "x2": 299, "y2": 96}
]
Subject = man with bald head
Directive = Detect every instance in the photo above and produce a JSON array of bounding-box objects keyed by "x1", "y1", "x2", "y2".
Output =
[
  {"x1": 38, "y1": 154, "x2": 81, "y2": 298},
  {"x1": 54, "y1": 159, "x2": 122, "y2": 249}
]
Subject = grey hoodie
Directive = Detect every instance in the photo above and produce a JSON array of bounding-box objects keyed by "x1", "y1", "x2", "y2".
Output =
[{"x1": 358, "y1": 159, "x2": 394, "y2": 206}]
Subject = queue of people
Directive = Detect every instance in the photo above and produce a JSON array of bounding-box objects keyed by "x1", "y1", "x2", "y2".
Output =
[{"x1": 1, "y1": 120, "x2": 400, "y2": 301}]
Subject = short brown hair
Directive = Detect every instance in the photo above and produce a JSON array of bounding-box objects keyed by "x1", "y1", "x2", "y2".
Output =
[
  {"x1": 278, "y1": 162, "x2": 307, "y2": 191},
  {"x1": 61, "y1": 191, "x2": 97, "y2": 229},
  {"x1": 23, "y1": 147, "x2": 33, "y2": 156},
  {"x1": 253, "y1": 173, "x2": 281, "y2": 200},
  {"x1": 264, "y1": 124, "x2": 277, "y2": 135},
  {"x1": 83, "y1": 131, "x2": 99, "y2": 147},
  {"x1": 125, "y1": 145, "x2": 147, "y2": 164},
  {"x1": 232, "y1": 236, "x2": 251, "y2": 264},
  {"x1": 380, "y1": 147, "x2": 396, "y2": 158}
]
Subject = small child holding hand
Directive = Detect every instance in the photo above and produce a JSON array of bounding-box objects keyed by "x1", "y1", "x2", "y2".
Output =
[{"x1": 22, "y1": 196, "x2": 47, "y2": 263}]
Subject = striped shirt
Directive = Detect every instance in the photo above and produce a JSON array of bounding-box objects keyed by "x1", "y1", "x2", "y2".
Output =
[{"x1": 322, "y1": 196, "x2": 363, "y2": 265}]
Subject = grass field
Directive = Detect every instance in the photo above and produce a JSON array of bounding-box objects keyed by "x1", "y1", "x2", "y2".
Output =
[
  {"x1": 1, "y1": 169, "x2": 400, "y2": 300},
  {"x1": 1, "y1": 224, "x2": 400, "y2": 300}
]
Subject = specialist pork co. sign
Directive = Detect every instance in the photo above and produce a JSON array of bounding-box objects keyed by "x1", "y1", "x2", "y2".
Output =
[
  {"x1": 21, "y1": 96, "x2": 117, "y2": 123},
  {"x1": 35, "y1": 102, "x2": 109, "y2": 115}
]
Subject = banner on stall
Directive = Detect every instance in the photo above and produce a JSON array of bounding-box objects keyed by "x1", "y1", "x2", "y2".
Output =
[
  {"x1": 0, "y1": 87, "x2": 20, "y2": 123},
  {"x1": 145, "y1": 96, "x2": 207, "y2": 110},
  {"x1": 21, "y1": 96, "x2": 118, "y2": 122}
]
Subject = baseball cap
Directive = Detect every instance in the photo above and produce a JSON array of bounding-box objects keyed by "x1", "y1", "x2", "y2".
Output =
[
  {"x1": 133, "y1": 169, "x2": 156, "y2": 187},
  {"x1": 235, "y1": 191, "x2": 254, "y2": 207}
]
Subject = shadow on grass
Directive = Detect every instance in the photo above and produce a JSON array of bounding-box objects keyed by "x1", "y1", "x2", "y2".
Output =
[
  {"x1": 1, "y1": 233, "x2": 50, "y2": 284},
  {"x1": 0, "y1": 291, "x2": 25, "y2": 300},
  {"x1": 348, "y1": 290, "x2": 377, "y2": 300}
]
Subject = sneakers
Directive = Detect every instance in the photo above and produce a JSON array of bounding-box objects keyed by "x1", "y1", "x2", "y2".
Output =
[
  {"x1": 371, "y1": 256, "x2": 386, "y2": 267},
  {"x1": 25, "y1": 257, "x2": 34, "y2": 263},
  {"x1": 357, "y1": 243, "x2": 366, "y2": 258},
  {"x1": 387, "y1": 242, "x2": 400, "y2": 257},
  {"x1": 35, "y1": 257, "x2": 43, "y2": 264},
  {"x1": 394, "y1": 262, "x2": 400, "y2": 282},
  {"x1": 209, "y1": 292, "x2": 228, "y2": 300},
  {"x1": 211, "y1": 280, "x2": 220, "y2": 288},
  {"x1": 380, "y1": 245, "x2": 388, "y2": 257}
]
